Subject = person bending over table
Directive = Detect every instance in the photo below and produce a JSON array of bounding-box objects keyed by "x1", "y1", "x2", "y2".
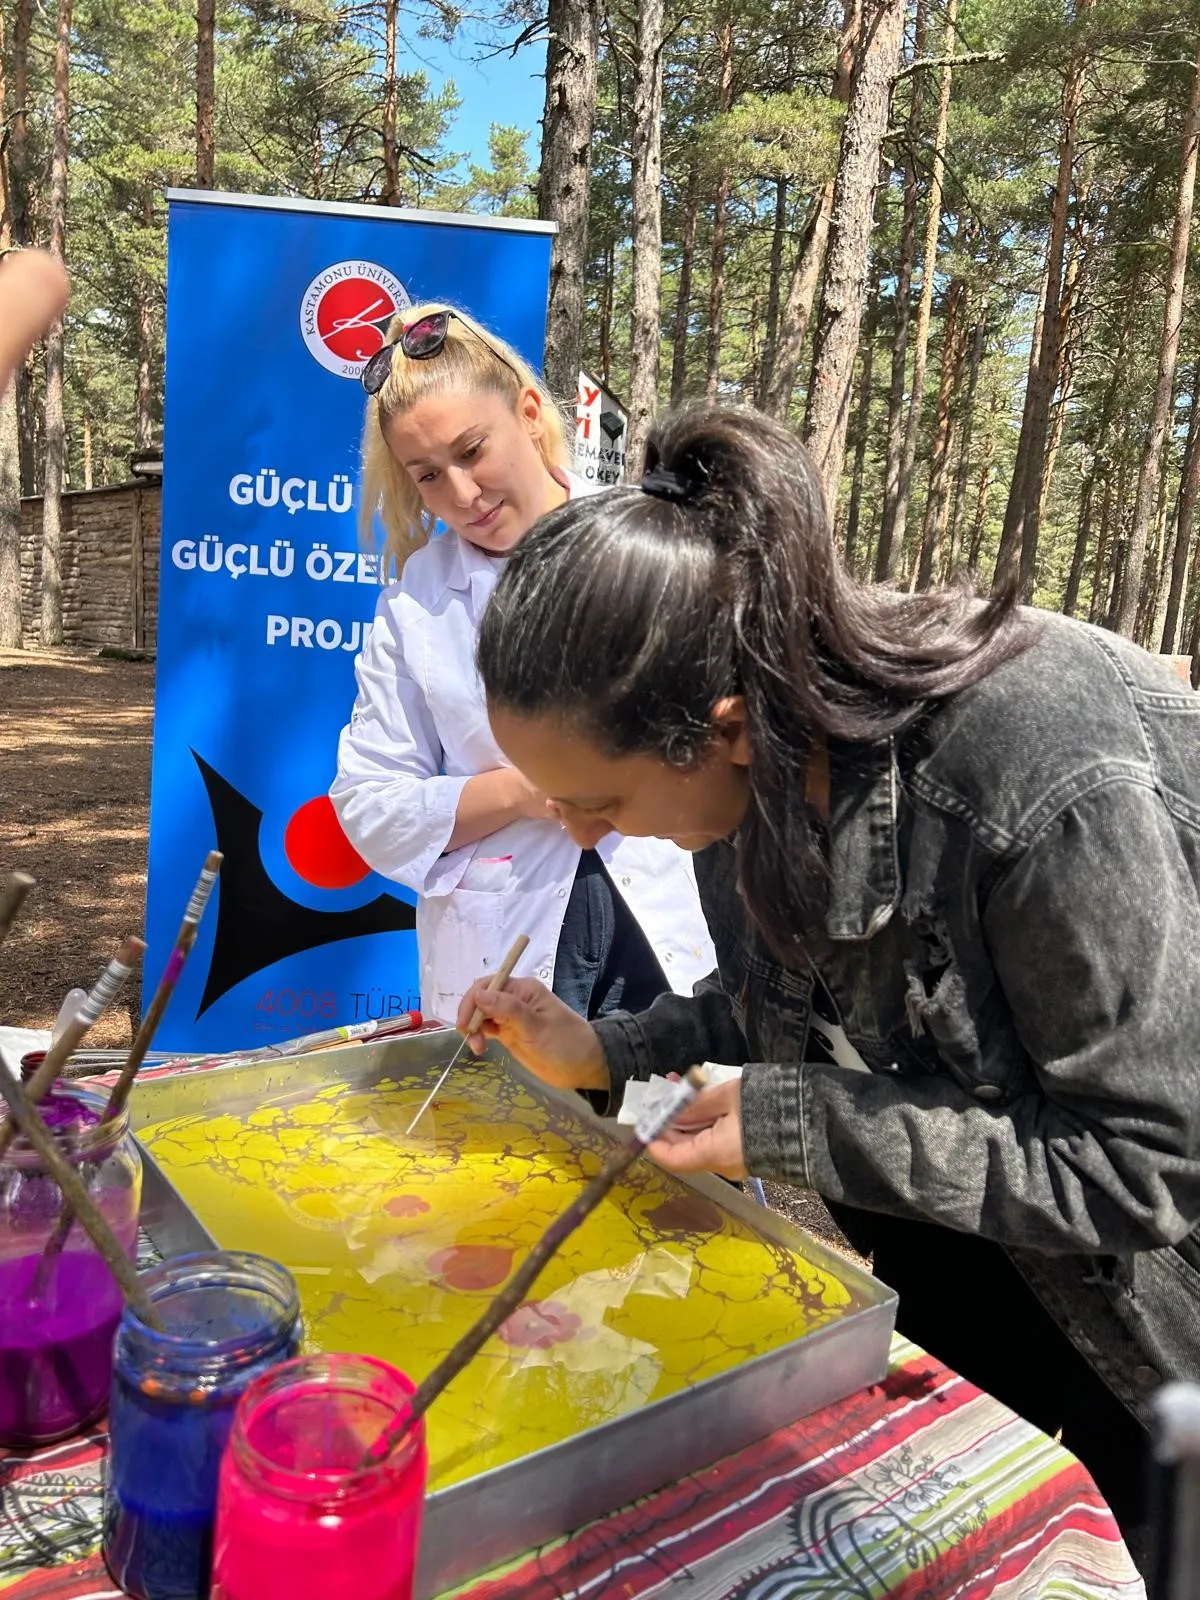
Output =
[{"x1": 456, "y1": 401, "x2": 1200, "y2": 1578}]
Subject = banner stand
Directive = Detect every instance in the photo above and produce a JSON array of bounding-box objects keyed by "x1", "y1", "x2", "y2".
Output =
[{"x1": 145, "y1": 190, "x2": 555, "y2": 1053}]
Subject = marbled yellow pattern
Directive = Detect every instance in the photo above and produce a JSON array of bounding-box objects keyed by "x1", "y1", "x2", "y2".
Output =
[{"x1": 139, "y1": 1066, "x2": 863, "y2": 1489}]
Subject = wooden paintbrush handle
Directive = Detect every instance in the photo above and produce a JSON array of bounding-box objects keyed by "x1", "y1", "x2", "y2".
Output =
[{"x1": 464, "y1": 934, "x2": 529, "y2": 1034}]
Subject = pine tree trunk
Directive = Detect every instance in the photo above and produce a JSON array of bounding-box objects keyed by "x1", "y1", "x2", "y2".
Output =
[
  {"x1": 759, "y1": 175, "x2": 789, "y2": 402},
  {"x1": 627, "y1": 0, "x2": 665, "y2": 477},
  {"x1": 1089, "y1": 464, "x2": 1116, "y2": 623},
  {"x1": 136, "y1": 301, "x2": 154, "y2": 452},
  {"x1": 381, "y1": 0, "x2": 400, "y2": 205},
  {"x1": 705, "y1": 184, "x2": 730, "y2": 398},
  {"x1": 1146, "y1": 471, "x2": 1174, "y2": 648},
  {"x1": 763, "y1": 0, "x2": 860, "y2": 421},
  {"x1": 599, "y1": 237, "x2": 614, "y2": 384},
  {"x1": 670, "y1": 165, "x2": 700, "y2": 402},
  {"x1": 539, "y1": 0, "x2": 599, "y2": 399},
  {"x1": 1057, "y1": 313, "x2": 1124, "y2": 614},
  {"x1": 196, "y1": 0, "x2": 216, "y2": 187},
  {"x1": 843, "y1": 277, "x2": 880, "y2": 576},
  {"x1": 804, "y1": 0, "x2": 904, "y2": 506},
  {"x1": 0, "y1": 7, "x2": 21, "y2": 648},
  {"x1": 888, "y1": 0, "x2": 957, "y2": 582},
  {"x1": 967, "y1": 388, "x2": 1002, "y2": 576},
  {"x1": 1114, "y1": 40, "x2": 1200, "y2": 636},
  {"x1": 705, "y1": 10, "x2": 735, "y2": 398},
  {"x1": 993, "y1": 0, "x2": 1093, "y2": 598},
  {"x1": 1162, "y1": 364, "x2": 1200, "y2": 653},
  {"x1": 915, "y1": 277, "x2": 964, "y2": 589},
  {"x1": 0, "y1": 378, "x2": 19, "y2": 648},
  {"x1": 1038, "y1": 334, "x2": 1079, "y2": 527},
  {"x1": 13, "y1": 0, "x2": 35, "y2": 496},
  {"x1": 10, "y1": 0, "x2": 30, "y2": 246},
  {"x1": 874, "y1": 0, "x2": 925, "y2": 580},
  {"x1": 1061, "y1": 463, "x2": 1095, "y2": 617},
  {"x1": 1103, "y1": 453, "x2": 1130, "y2": 627},
  {"x1": 40, "y1": 0, "x2": 73, "y2": 648},
  {"x1": 763, "y1": 188, "x2": 831, "y2": 419},
  {"x1": 947, "y1": 304, "x2": 986, "y2": 576}
]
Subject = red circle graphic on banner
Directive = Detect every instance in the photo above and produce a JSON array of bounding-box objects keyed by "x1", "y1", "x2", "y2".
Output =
[{"x1": 284, "y1": 795, "x2": 371, "y2": 890}]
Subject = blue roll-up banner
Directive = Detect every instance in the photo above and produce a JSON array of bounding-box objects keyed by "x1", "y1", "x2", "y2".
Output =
[{"x1": 145, "y1": 191, "x2": 555, "y2": 1052}]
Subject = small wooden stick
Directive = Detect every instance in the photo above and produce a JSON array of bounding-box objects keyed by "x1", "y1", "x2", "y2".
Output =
[
  {"x1": 0, "y1": 1065, "x2": 162, "y2": 1330},
  {"x1": 0, "y1": 871, "x2": 35, "y2": 949},
  {"x1": 365, "y1": 1064, "x2": 710, "y2": 1466},
  {"x1": 404, "y1": 935, "x2": 529, "y2": 1135},
  {"x1": 0, "y1": 934, "x2": 146, "y2": 1161},
  {"x1": 31, "y1": 855, "x2": 223, "y2": 1293}
]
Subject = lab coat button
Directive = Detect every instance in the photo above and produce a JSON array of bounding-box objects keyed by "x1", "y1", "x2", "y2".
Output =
[
  {"x1": 538, "y1": 967, "x2": 551, "y2": 981},
  {"x1": 621, "y1": 875, "x2": 631, "y2": 887},
  {"x1": 557, "y1": 888, "x2": 567, "y2": 898}
]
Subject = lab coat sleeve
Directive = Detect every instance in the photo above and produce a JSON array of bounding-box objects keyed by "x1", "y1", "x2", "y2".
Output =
[{"x1": 331, "y1": 591, "x2": 472, "y2": 898}]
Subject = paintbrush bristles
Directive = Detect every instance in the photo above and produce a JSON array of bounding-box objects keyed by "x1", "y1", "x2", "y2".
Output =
[
  {"x1": 0, "y1": 1067, "x2": 162, "y2": 1330},
  {"x1": 104, "y1": 852, "x2": 222, "y2": 1123},
  {"x1": 365, "y1": 1065, "x2": 709, "y2": 1466}
]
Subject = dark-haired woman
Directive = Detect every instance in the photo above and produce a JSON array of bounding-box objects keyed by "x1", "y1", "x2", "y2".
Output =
[{"x1": 457, "y1": 403, "x2": 1200, "y2": 1574}]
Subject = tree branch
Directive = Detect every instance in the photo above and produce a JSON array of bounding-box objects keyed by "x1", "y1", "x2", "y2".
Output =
[{"x1": 894, "y1": 49, "x2": 1005, "y2": 81}]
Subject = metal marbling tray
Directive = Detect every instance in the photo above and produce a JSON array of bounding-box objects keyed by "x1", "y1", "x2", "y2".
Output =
[{"x1": 126, "y1": 1026, "x2": 896, "y2": 1598}]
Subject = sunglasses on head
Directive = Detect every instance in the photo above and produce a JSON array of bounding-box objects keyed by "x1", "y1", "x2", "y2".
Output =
[{"x1": 360, "y1": 309, "x2": 523, "y2": 397}]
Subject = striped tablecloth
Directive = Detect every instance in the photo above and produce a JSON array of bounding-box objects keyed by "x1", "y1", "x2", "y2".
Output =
[{"x1": 0, "y1": 1335, "x2": 1145, "y2": 1598}]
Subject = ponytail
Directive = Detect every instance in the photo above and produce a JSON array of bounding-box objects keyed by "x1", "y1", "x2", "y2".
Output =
[{"x1": 478, "y1": 403, "x2": 1027, "y2": 958}]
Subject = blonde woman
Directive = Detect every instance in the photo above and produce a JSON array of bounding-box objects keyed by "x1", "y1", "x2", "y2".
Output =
[{"x1": 331, "y1": 305, "x2": 714, "y2": 1025}]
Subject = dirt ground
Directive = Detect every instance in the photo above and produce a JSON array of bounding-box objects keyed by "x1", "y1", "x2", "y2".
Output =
[
  {"x1": 0, "y1": 647, "x2": 154, "y2": 1046},
  {"x1": 0, "y1": 648, "x2": 861, "y2": 1260}
]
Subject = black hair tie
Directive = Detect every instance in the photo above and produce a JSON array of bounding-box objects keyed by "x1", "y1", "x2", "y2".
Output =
[{"x1": 640, "y1": 464, "x2": 692, "y2": 503}]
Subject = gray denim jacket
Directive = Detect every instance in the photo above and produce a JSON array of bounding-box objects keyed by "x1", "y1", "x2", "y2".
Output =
[{"x1": 595, "y1": 610, "x2": 1200, "y2": 1423}]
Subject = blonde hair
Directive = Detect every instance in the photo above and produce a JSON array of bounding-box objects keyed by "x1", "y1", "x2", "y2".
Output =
[{"x1": 359, "y1": 302, "x2": 571, "y2": 575}]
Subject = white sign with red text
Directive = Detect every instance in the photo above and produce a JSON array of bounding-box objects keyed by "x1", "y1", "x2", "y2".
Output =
[{"x1": 575, "y1": 372, "x2": 628, "y2": 486}]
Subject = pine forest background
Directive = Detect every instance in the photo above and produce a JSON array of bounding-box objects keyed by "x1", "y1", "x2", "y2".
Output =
[{"x1": 2, "y1": 0, "x2": 1200, "y2": 659}]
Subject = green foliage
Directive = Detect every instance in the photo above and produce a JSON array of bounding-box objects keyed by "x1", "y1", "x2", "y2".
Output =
[
  {"x1": 4, "y1": 0, "x2": 534, "y2": 487},
  {"x1": 7, "y1": 0, "x2": 1200, "y2": 646}
]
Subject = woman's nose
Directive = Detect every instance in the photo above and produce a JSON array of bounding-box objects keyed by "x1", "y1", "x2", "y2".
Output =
[
  {"x1": 563, "y1": 816, "x2": 610, "y2": 850},
  {"x1": 445, "y1": 466, "x2": 479, "y2": 507}
]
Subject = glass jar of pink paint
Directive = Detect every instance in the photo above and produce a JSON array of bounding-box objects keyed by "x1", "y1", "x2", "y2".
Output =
[
  {"x1": 0, "y1": 1084, "x2": 141, "y2": 1447},
  {"x1": 210, "y1": 1353, "x2": 428, "y2": 1600}
]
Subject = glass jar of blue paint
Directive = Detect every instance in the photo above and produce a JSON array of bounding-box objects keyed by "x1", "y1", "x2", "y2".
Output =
[{"x1": 103, "y1": 1250, "x2": 301, "y2": 1600}]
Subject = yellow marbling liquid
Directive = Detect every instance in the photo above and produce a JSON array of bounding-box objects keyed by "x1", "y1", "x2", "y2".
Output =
[{"x1": 138, "y1": 1066, "x2": 860, "y2": 1489}]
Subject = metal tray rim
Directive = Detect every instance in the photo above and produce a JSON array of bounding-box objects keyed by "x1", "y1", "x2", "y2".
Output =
[{"x1": 124, "y1": 1030, "x2": 897, "y2": 1595}]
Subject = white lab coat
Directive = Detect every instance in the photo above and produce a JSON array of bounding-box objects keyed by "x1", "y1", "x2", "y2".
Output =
[{"x1": 331, "y1": 476, "x2": 716, "y2": 1021}]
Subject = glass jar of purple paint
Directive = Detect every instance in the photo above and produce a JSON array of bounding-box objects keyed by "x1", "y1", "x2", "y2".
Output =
[{"x1": 0, "y1": 1084, "x2": 142, "y2": 1446}]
